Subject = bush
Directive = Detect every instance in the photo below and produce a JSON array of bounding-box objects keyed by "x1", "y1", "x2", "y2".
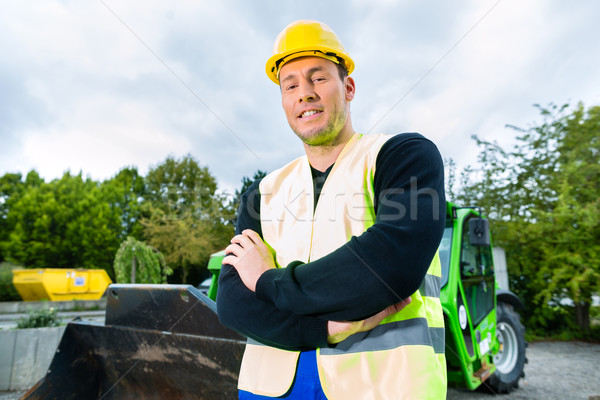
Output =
[
  {"x1": 523, "y1": 303, "x2": 600, "y2": 341},
  {"x1": 113, "y1": 237, "x2": 172, "y2": 284},
  {"x1": 590, "y1": 305, "x2": 600, "y2": 324},
  {"x1": 590, "y1": 305, "x2": 600, "y2": 341},
  {"x1": 16, "y1": 307, "x2": 61, "y2": 329},
  {"x1": 0, "y1": 262, "x2": 22, "y2": 301}
]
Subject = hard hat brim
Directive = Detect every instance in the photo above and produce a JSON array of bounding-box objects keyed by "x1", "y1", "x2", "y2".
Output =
[{"x1": 266, "y1": 45, "x2": 355, "y2": 85}]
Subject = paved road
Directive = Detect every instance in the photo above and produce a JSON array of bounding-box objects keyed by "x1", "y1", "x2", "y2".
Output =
[{"x1": 2, "y1": 340, "x2": 599, "y2": 399}]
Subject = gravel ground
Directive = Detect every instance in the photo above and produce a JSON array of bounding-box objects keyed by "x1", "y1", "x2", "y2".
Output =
[
  {"x1": 2, "y1": 341, "x2": 599, "y2": 400},
  {"x1": 447, "y1": 341, "x2": 600, "y2": 400},
  {"x1": 0, "y1": 392, "x2": 22, "y2": 400}
]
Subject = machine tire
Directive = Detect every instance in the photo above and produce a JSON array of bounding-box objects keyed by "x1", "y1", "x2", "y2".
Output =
[{"x1": 485, "y1": 302, "x2": 527, "y2": 394}]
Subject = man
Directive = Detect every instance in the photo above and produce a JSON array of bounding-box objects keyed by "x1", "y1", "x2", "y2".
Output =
[{"x1": 217, "y1": 20, "x2": 447, "y2": 399}]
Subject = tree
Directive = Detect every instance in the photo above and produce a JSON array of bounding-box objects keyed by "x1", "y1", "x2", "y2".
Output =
[
  {"x1": 141, "y1": 207, "x2": 217, "y2": 284},
  {"x1": 101, "y1": 167, "x2": 146, "y2": 241},
  {"x1": 226, "y1": 169, "x2": 267, "y2": 226},
  {"x1": 141, "y1": 155, "x2": 234, "y2": 283},
  {"x1": 0, "y1": 171, "x2": 42, "y2": 262},
  {"x1": 3, "y1": 172, "x2": 120, "y2": 273},
  {"x1": 145, "y1": 154, "x2": 217, "y2": 218},
  {"x1": 113, "y1": 236, "x2": 172, "y2": 284},
  {"x1": 457, "y1": 103, "x2": 600, "y2": 336}
]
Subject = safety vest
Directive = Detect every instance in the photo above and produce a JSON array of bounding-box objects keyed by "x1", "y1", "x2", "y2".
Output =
[{"x1": 238, "y1": 133, "x2": 447, "y2": 399}]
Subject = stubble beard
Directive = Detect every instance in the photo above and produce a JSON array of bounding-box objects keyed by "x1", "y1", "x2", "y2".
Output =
[{"x1": 292, "y1": 104, "x2": 348, "y2": 147}]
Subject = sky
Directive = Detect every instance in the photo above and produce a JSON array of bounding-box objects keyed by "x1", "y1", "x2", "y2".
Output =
[{"x1": 1, "y1": 0, "x2": 599, "y2": 195}]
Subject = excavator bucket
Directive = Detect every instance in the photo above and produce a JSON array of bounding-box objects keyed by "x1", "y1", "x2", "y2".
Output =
[{"x1": 22, "y1": 284, "x2": 246, "y2": 400}]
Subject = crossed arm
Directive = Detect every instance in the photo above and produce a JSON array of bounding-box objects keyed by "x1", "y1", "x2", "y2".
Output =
[
  {"x1": 216, "y1": 185, "x2": 406, "y2": 349},
  {"x1": 223, "y1": 229, "x2": 410, "y2": 345},
  {"x1": 216, "y1": 134, "x2": 445, "y2": 350}
]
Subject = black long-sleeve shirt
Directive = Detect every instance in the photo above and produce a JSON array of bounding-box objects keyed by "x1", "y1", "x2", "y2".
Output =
[{"x1": 217, "y1": 133, "x2": 445, "y2": 350}]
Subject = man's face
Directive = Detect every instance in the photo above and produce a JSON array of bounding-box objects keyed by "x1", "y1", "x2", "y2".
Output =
[{"x1": 279, "y1": 57, "x2": 355, "y2": 146}]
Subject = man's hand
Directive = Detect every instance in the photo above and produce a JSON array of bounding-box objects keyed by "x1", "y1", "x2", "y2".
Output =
[
  {"x1": 223, "y1": 229, "x2": 276, "y2": 292},
  {"x1": 327, "y1": 297, "x2": 412, "y2": 344}
]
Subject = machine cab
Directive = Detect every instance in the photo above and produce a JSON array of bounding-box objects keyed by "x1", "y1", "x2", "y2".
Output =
[{"x1": 439, "y1": 205, "x2": 498, "y2": 389}]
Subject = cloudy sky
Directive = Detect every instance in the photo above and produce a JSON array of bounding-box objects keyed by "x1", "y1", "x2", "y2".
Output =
[{"x1": 1, "y1": 0, "x2": 599, "y2": 194}]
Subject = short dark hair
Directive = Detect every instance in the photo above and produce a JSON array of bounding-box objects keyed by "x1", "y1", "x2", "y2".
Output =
[
  {"x1": 278, "y1": 57, "x2": 349, "y2": 90},
  {"x1": 336, "y1": 60, "x2": 348, "y2": 82}
]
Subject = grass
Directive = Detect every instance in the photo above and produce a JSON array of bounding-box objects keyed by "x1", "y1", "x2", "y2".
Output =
[{"x1": 16, "y1": 307, "x2": 62, "y2": 329}]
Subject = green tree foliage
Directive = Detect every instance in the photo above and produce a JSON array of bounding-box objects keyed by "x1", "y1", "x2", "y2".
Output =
[
  {"x1": 236, "y1": 170, "x2": 268, "y2": 200},
  {"x1": 141, "y1": 155, "x2": 234, "y2": 283},
  {"x1": 0, "y1": 155, "x2": 241, "y2": 287},
  {"x1": 0, "y1": 171, "x2": 42, "y2": 262},
  {"x1": 3, "y1": 172, "x2": 119, "y2": 272},
  {"x1": 145, "y1": 154, "x2": 217, "y2": 217},
  {"x1": 113, "y1": 236, "x2": 171, "y2": 284},
  {"x1": 456, "y1": 103, "x2": 600, "y2": 337},
  {"x1": 226, "y1": 170, "x2": 267, "y2": 226},
  {"x1": 141, "y1": 208, "x2": 215, "y2": 284},
  {"x1": 101, "y1": 167, "x2": 146, "y2": 240}
]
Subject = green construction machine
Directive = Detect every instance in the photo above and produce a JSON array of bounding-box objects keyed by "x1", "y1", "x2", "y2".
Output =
[
  {"x1": 438, "y1": 203, "x2": 527, "y2": 393},
  {"x1": 22, "y1": 202, "x2": 526, "y2": 398}
]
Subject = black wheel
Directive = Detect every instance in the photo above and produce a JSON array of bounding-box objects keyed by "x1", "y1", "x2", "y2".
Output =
[{"x1": 485, "y1": 302, "x2": 527, "y2": 394}]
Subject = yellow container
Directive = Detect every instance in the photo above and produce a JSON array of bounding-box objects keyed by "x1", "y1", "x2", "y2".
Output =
[{"x1": 12, "y1": 269, "x2": 112, "y2": 301}]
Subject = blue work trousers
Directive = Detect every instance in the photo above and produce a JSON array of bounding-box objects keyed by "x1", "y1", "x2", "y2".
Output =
[{"x1": 238, "y1": 350, "x2": 328, "y2": 399}]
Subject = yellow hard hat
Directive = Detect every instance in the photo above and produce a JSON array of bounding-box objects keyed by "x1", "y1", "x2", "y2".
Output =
[{"x1": 266, "y1": 20, "x2": 355, "y2": 85}]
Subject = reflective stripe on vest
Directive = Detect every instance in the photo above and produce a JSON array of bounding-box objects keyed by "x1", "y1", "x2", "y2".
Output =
[
  {"x1": 320, "y1": 318, "x2": 437, "y2": 354},
  {"x1": 237, "y1": 133, "x2": 447, "y2": 399},
  {"x1": 419, "y1": 273, "x2": 441, "y2": 298},
  {"x1": 419, "y1": 252, "x2": 445, "y2": 354}
]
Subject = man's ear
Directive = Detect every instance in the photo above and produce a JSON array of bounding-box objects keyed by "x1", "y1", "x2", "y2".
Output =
[{"x1": 345, "y1": 76, "x2": 356, "y2": 101}]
